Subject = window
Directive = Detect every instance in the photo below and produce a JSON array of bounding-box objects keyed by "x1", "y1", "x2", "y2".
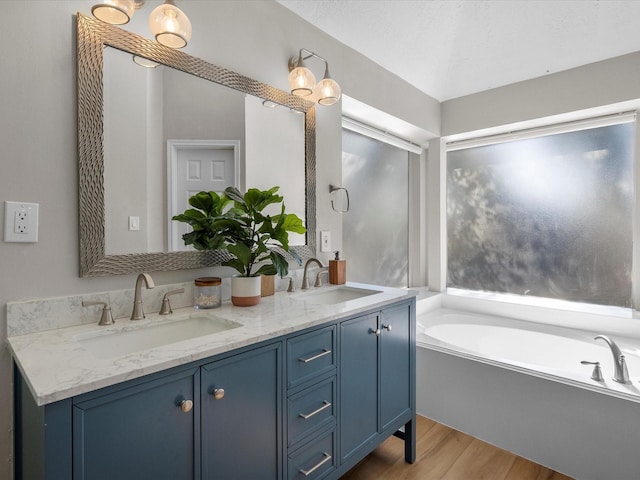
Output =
[
  {"x1": 342, "y1": 128, "x2": 410, "y2": 287},
  {"x1": 446, "y1": 120, "x2": 634, "y2": 308}
]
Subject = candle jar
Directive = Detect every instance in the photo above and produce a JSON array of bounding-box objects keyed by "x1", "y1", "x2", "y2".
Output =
[{"x1": 193, "y1": 277, "x2": 222, "y2": 309}]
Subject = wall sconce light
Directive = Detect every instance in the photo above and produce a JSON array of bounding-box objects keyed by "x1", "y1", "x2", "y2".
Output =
[
  {"x1": 91, "y1": 0, "x2": 139, "y2": 25},
  {"x1": 288, "y1": 48, "x2": 341, "y2": 106},
  {"x1": 132, "y1": 55, "x2": 160, "y2": 68},
  {"x1": 149, "y1": 0, "x2": 192, "y2": 49},
  {"x1": 91, "y1": 0, "x2": 192, "y2": 49}
]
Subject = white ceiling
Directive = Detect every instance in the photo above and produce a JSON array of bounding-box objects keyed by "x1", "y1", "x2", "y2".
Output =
[{"x1": 277, "y1": 0, "x2": 640, "y2": 102}]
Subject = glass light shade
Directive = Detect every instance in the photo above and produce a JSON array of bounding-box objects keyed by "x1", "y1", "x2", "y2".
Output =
[
  {"x1": 315, "y1": 77, "x2": 341, "y2": 106},
  {"x1": 92, "y1": 0, "x2": 135, "y2": 25},
  {"x1": 149, "y1": 2, "x2": 192, "y2": 49},
  {"x1": 132, "y1": 55, "x2": 160, "y2": 68},
  {"x1": 288, "y1": 66, "x2": 316, "y2": 97}
]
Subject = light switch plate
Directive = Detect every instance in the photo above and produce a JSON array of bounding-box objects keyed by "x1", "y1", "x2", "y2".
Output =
[
  {"x1": 128, "y1": 215, "x2": 140, "y2": 231},
  {"x1": 320, "y1": 231, "x2": 331, "y2": 253},
  {"x1": 4, "y1": 201, "x2": 39, "y2": 243}
]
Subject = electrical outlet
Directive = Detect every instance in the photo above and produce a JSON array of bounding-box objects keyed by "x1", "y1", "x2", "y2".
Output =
[
  {"x1": 15, "y1": 210, "x2": 28, "y2": 233},
  {"x1": 320, "y1": 231, "x2": 331, "y2": 253},
  {"x1": 4, "y1": 201, "x2": 39, "y2": 243}
]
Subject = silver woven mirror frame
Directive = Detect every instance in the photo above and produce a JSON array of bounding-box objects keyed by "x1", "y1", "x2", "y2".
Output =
[{"x1": 77, "y1": 13, "x2": 316, "y2": 276}]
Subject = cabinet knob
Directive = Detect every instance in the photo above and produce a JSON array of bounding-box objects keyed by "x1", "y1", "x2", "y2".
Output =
[
  {"x1": 213, "y1": 388, "x2": 225, "y2": 400},
  {"x1": 382, "y1": 324, "x2": 392, "y2": 332},
  {"x1": 179, "y1": 399, "x2": 193, "y2": 413},
  {"x1": 370, "y1": 328, "x2": 381, "y2": 336}
]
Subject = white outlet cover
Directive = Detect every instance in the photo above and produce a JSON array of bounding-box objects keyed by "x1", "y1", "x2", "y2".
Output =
[
  {"x1": 128, "y1": 215, "x2": 140, "y2": 231},
  {"x1": 4, "y1": 201, "x2": 39, "y2": 243},
  {"x1": 320, "y1": 230, "x2": 331, "y2": 253}
]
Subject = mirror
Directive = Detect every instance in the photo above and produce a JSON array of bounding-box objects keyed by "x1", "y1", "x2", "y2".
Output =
[{"x1": 77, "y1": 13, "x2": 316, "y2": 276}]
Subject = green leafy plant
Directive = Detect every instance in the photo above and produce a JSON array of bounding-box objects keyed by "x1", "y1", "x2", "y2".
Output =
[{"x1": 172, "y1": 186, "x2": 306, "y2": 277}]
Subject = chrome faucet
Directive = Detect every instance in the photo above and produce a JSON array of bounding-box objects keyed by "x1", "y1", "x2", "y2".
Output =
[
  {"x1": 594, "y1": 335, "x2": 630, "y2": 384},
  {"x1": 82, "y1": 300, "x2": 114, "y2": 326},
  {"x1": 315, "y1": 268, "x2": 329, "y2": 287},
  {"x1": 131, "y1": 273, "x2": 155, "y2": 320},
  {"x1": 301, "y1": 258, "x2": 323, "y2": 290}
]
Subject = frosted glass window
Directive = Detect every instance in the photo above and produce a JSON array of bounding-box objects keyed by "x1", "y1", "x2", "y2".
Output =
[
  {"x1": 447, "y1": 122, "x2": 634, "y2": 307},
  {"x1": 342, "y1": 129, "x2": 409, "y2": 287}
]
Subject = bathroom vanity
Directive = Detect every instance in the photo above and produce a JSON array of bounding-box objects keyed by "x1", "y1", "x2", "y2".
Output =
[{"x1": 10, "y1": 284, "x2": 416, "y2": 480}]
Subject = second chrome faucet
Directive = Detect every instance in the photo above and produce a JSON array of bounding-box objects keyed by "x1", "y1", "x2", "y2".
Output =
[
  {"x1": 131, "y1": 273, "x2": 155, "y2": 320},
  {"x1": 594, "y1": 334, "x2": 630, "y2": 384},
  {"x1": 301, "y1": 258, "x2": 324, "y2": 290}
]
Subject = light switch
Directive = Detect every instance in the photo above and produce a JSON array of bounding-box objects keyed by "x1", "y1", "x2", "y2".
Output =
[
  {"x1": 320, "y1": 231, "x2": 331, "y2": 253},
  {"x1": 128, "y1": 216, "x2": 140, "y2": 231}
]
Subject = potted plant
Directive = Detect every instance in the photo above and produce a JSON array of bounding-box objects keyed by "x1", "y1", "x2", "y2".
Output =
[{"x1": 172, "y1": 186, "x2": 306, "y2": 306}]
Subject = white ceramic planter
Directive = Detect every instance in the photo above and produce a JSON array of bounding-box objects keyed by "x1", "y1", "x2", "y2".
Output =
[{"x1": 231, "y1": 276, "x2": 262, "y2": 306}]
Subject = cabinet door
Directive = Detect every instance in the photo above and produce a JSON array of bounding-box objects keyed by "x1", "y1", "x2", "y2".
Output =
[
  {"x1": 201, "y1": 342, "x2": 282, "y2": 480},
  {"x1": 380, "y1": 302, "x2": 412, "y2": 430},
  {"x1": 73, "y1": 368, "x2": 199, "y2": 480},
  {"x1": 339, "y1": 313, "x2": 379, "y2": 463}
]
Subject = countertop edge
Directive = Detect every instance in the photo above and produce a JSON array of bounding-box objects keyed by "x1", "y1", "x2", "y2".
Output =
[{"x1": 10, "y1": 284, "x2": 417, "y2": 406}]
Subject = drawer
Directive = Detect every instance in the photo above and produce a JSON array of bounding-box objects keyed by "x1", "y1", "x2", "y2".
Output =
[
  {"x1": 287, "y1": 325, "x2": 336, "y2": 389},
  {"x1": 288, "y1": 376, "x2": 336, "y2": 447},
  {"x1": 288, "y1": 428, "x2": 336, "y2": 480}
]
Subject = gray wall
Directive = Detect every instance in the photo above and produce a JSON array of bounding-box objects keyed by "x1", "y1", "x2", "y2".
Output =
[
  {"x1": 0, "y1": 1, "x2": 438, "y2": 477},
  {"x1": 441, "y1": 50, "x2": 640, "y2": 136}
]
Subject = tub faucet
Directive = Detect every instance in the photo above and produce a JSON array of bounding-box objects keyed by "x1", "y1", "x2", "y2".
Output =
[
  {"x1": 131, "y1": 273, "x2": 155, "y2": 320},
  {"x1": 594, "y1": 335, "x2": 630, "y2": 384},
  {"x1": 301, "y1": 258, "x2": 323, "y2": 290}
]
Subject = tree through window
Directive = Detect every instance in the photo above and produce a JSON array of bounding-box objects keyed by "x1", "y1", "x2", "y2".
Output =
[{"x1": 447, "y1": 121, "x2": 634, "y2": 308}]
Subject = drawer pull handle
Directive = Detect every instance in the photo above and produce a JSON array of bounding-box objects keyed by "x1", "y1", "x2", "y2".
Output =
[
  {"x1": 179, "y1": 399, "x2": 193, "y2": 413},
  {"x1": 298, "y1": 349, "x2": 332, "y2": 363},
  {"x1": 299, "y1": 452, "x2": 332, "y2": 476},
  {"x1": 299, "y1": 401, "x2": 332, "y2": 420},
  {"x1": 382, "y1": 324, "x2": 392, "y2": 332},
  {"x1": 213, "y1": 388, "x2": 225, "y2": 400},
  {"x1": 370, "y1": 328, "x2": 381, "y2": 336}
]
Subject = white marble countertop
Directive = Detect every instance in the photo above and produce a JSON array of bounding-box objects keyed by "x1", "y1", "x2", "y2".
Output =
[{"x1": 8, "y1": 283, "x2": 415, "y2": 406}]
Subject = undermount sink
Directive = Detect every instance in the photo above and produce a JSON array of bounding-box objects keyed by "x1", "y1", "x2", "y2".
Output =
[
  {"x1": 75, "y1": 314, "x2": 242, "y2": 359},
  {"x1": 297, "y1": 286, "x2": 382, "y2": 305}
]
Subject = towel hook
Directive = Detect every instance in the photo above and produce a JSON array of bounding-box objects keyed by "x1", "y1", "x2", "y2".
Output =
[{"x1": 329, "y1": 184, "x2": 349, "y2": 213}]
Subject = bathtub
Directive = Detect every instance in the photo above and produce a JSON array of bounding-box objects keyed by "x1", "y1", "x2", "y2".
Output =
[
  {"x1": 416, "y1": 305, "x2": 640, "y2": 480},
  {"x1": 418, "y1": 309, "x2": 640, "y2": 403}
]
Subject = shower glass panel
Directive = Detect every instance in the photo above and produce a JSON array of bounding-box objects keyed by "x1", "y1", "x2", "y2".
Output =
[
  {"x1": 447, "y1": 122, "x2": 634, "y2": 308},
  {"x1": 342, "y1": 129, "x2": 409, "y2": 287}
]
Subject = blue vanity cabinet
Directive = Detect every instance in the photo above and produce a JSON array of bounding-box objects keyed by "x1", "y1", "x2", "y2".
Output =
[
  {"x1": 201, "y1": 342, "x2": 282, "y2": 479},
  {"x1": 339, "y1": 301, "x2": 416, "y2": 471},
  {"x1": 380, "y1": 302, "x2": 413, "y2": 431},
  {"x1": 13, "y1": 297, "x2": 415, "y2": 480},
  {"x1": 339, "y1": 312, "x2": 379, "y2": 463},
  {"x1": 286, "y1": 325, "x2": 338, "y2": 479},
  {"x1": 72, "y1": 366, "x2": 200, "y2": 480}
]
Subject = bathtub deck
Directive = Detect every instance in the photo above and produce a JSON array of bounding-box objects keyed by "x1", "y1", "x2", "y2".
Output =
[{"x1": 341, "y1": 414, "x2": 573, "y2": 480}]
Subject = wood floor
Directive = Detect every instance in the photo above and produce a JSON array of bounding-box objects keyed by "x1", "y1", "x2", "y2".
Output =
[{"x1": 341, "y1": 415, "x2": 573, "y2": 480}]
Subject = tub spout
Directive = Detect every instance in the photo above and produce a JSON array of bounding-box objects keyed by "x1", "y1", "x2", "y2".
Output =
[{"x1": 594, "y1": 335, "x2": 630, "y2": 384}]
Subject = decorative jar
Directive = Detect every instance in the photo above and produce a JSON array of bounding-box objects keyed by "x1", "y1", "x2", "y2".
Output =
[{"x1": 193, "y1": 277, "x2": 222, "y2": 309}]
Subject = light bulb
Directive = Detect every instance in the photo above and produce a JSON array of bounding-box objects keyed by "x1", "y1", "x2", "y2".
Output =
[
  {"x1": 149, "y1": 1, "x2": 192, "y2": 49},
  {"x1": 92, "y1": 0, "x2": 135, "y2": 25},
  {"x1": 288, "y1": 66, "x2": 316, "y2": 97},
  {"x1": 314, "y1": 65, "x2": 341, "y2": 106}
]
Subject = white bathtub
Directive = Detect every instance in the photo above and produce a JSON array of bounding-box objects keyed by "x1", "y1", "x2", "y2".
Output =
[
  {"x1": 416, "y1": 306, "x2": 640, "y2": 480},
  {"x1": 418, "y1": 309, "x2": 640, "y2": 403}
]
